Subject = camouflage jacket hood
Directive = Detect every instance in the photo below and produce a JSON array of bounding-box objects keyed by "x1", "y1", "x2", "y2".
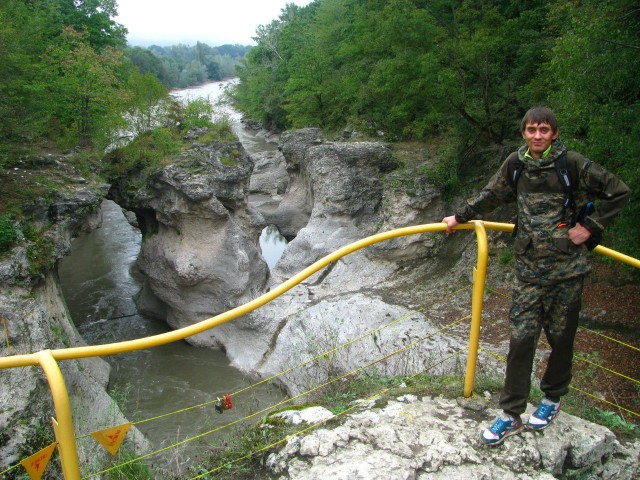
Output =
[
  {"x1": 518, "y1": 138, "x2": 566, "y2": 169},
  {"x1": 454, "y1": 139, "x2": 630, "y2": 285}
]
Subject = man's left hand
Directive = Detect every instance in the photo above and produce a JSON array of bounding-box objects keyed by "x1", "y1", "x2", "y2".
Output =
[{"x1": 568, "y1": 223, "x2": 592, "y2": 245}]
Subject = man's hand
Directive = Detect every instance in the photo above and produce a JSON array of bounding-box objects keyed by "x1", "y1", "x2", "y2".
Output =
[
  {"x1": 568, "y1": 223, "x2": 592, "y2": 245},
  {"x1": 442, "y1": 215, "x2": 458, "y2": 234}
]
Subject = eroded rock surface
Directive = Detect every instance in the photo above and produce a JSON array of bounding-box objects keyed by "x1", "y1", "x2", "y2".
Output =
[
  {"x1": 0, "y1": 155, "x2": 149, "y2": 469},
  {"x1": 268, "y1": 398, "x2": 639, "y2": 479},
  {"x1": 109, "y1": 134, "x2": 269, "y2": 346}
]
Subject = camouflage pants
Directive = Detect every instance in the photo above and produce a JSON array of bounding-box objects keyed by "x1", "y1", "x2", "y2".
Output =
[{"x1": 499, "y1": 275, "x2": 583, "y2": 416}]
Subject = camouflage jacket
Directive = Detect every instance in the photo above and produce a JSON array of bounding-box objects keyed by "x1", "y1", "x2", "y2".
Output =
[{"x1": 455, "y1": 139, "x2": 631, "y2": 285}]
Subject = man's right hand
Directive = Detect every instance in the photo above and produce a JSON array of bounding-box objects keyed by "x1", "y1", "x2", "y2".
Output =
[{"x1": 442, "y1": 215, "x2": 458, "y2": 234}]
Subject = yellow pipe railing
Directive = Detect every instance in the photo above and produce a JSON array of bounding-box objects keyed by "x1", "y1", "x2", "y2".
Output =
[
  {"x1": 0, "y1": 223, "x2": 452, "y2": 369},
  {"x1": 37, "y1": 351, "x2": 81, "y2": 480},
  {"x1": 464, "y1": 221, "x2": 488, "y2": 397},
  {"x1": 2, "y1": 221, "x2": 637, "y2": 478}
]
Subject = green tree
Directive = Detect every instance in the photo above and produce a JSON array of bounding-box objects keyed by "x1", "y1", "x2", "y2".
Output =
[
  {"x1": 122, "y1": 70, "x2": 170, "y2": 137},
  {"x1": 43, "y1": 26, "x2": 127, "y2": 147},
  {"x1": 543, "y1": 0, "x2": 640, "y2": 256},
  {"x1": 0, "y1": 0, "x2": 57, "y2": 149},
  {"x1": 126, "y1": 46, "x2": 172, "y2": 85},
  {"x1": 234, "y1": 18, "x2": 291, "y2": 129},
  {"x1": 284, "y1": 1, "x2": 337, "y2": 128},
  {"x1": 56, "y1": 0, "x2": 127, "y2": 49},
  {"x1": 179, "y1": 60, "x2": 208, "y2": 87}
]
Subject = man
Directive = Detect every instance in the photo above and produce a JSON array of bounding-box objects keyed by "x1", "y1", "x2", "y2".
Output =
[{"x1": 442, "y1": 107, "x2": 630, "y2": 446}]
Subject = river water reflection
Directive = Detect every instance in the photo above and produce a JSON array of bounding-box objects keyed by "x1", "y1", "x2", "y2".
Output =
[{"x1": 58, "y1": 80, "x2": 289, "y2": 468}]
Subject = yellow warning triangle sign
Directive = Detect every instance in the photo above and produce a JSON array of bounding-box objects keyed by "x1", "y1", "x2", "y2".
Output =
[
  {"x1": 91, "y1": 422, "x2": 132, "y2": 456},
  {"x1": 20, "y1": 442, "x2": 57, "y2": 480}
]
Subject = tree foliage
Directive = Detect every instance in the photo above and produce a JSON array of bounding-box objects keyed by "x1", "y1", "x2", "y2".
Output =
[
  {"x1": 0, "y1": 0, "x2": 637, "y2": 255},
  {"x1": 0, "y1": 0, "x2": 169, "y2": 154},
  {"x1": 142, "y1": 43, "x2": 252, "y2": 88},
  {"x1": 43, "y1": 26, "x2": 127, "y2": 146},
  {"x1": 233, "y1": 0, "x2": 639, "y2": 256}
]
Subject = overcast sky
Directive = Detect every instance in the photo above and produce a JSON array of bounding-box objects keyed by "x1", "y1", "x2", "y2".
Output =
[{"x1": 115, "y1": 0, "x2": 314, "y2": 47}]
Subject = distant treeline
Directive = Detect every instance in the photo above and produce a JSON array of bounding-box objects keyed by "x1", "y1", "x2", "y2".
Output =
[
  {"x1": 128, "y1": 43, "x2": 252, "y2": 88},
  {"x1": 232, "y1": 0, "x2": 639, "y2": 257}
]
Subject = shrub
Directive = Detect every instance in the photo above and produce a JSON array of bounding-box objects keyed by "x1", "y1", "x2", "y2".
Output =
[
  {"x1": 181, "y1": 97, "x2": 215, "y2": 130},
  {"x1": 0, "y1": 215, "x2": 17, "y2": 254}
]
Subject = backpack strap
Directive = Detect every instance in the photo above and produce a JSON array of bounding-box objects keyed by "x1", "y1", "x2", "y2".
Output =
[
  {"x1": 555, "y1": 151, "x2": 577, "y2": 224},
  {"x1": 506, "y1": 153, "x2": 523, "y2": 237},
  {"x1": 506, "y1": 150, "x2": 579, "y2": 236},
  {"x1": 506, "y1": 152, "x2": 523, "y2": 192}
]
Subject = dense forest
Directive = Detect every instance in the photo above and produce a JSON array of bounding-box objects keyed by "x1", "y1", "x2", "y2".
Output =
[
  {"x1": 232, "y1": 0, "x2": 639, "y2": 257},
  {"x1": 0, "y1": 0, "x2": 638, "y2": 257}
]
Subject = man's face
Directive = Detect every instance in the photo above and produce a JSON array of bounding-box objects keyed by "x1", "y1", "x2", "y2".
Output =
[{"x1": 522, "y1": 121, "x2": 559, "y2": 158}]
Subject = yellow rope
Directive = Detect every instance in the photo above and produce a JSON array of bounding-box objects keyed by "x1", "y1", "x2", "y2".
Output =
[
  {"x1": 478, "y1": 345, "x2": 506, "y2": 362},
  {"x1": 478, "y1": 344, "x2": 640, "y2": 419},
  {"x1": 573, "y1": 354, "x2": 640, "y2": 386},
  {"x1": 0, "y1": 463, "x2": 20, "y2": 477},
  {"x1": 85, "y1": 314, "x2": 470, "y2": 478},
  {"x1": 190, "y1": 349, "x2": 467, "y2": 479},
  {"x1": 569, "y1": 384, "x2": 640, "y2": 419},
  {"x1": 578, "y1": 326, "x2": 640, "y2": 352},
  {"x1": 81, "y1": 284, "x2": 473, "y2": 434},
  {"x1": 484, "y1": 284, "x2": 640, "y2": 389},
  {"x1": 487, "y1": 284, "x2": 640, "y2": 352}
]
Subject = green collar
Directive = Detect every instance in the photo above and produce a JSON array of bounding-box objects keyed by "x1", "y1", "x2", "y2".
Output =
[{"x1": 525, "y1": 144, "x2": 553, "y2": 160}]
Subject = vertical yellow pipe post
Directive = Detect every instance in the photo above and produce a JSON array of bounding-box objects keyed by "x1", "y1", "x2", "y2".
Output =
[
  {"x1": 464, "y1": 221, "x2": 489, "y2": 397},
  {"x1": 38, "y1": 350, "x2": 81, "y2": 480}
]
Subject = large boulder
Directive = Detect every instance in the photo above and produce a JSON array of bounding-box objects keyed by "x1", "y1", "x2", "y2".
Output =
[
  {"x1": 219, "y1": 130, "x2": 461, "y2": 394},
  {"x1": 109, "y1": 133, "x2": 269, "y2": 346}
]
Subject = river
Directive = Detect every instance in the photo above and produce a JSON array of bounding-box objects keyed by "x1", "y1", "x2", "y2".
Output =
[{"x1": 58, "y1": 80, "x2": 288, "y2": 472}]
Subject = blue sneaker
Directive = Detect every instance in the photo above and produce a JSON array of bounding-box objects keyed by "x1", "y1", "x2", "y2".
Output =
[
  {"x1": 480, "y1": 414, "x2": 524, "y2": 446},
  {"x1": 527, "y1": 399, "x2": 561, "y2": 431}
]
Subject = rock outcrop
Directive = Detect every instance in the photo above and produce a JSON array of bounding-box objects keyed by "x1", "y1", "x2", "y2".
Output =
[
  {"x1": 0, "y1": 154, "x2": 149, "y2": 470},
  {"x1": 267, "y1": 398, "x2": 639, "y2": 479},
  {"x1": 108, "y1": 131, "x2": 270, "y2": 346},
  {"x1": 220, "y1": 129, "x2": 465, "y2": 396}
]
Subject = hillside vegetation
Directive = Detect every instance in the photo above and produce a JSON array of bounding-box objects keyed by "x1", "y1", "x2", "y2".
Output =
[
  {"x1": 0, "y1": 0, "x2": 638, "y2": 258},
  {"x1": 232, "y1": 0, "x2": 639, "y2": 257}
]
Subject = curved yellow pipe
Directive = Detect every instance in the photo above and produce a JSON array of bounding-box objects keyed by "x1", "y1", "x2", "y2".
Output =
[
  {"x1": 38, "y1": 351, "x2": 81, "y2": 480},
  {"x1": 0, "y1": 223, "x2": 451, "y2": 369},
  {"x1": 464, "y1": 221, "x2": 488, "y2": 397},
  {"x1": 2, "y1": 220, "x2": 638, "y2": 479}
]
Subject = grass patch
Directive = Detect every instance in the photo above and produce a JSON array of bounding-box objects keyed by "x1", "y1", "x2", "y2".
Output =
[
  {"x1": 498, "y1": 246, "x2": 514, "y2": 266},
  {"x1": 102, "y1": 127, "x2": 181, "y2": 179},
  {"x1": 104, "y1": 452, "x2": 154, "y2": 480}
]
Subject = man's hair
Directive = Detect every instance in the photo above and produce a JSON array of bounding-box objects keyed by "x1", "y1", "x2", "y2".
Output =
[{"x1": 520, "y1": 107, "x2": 559, "y2": 132}]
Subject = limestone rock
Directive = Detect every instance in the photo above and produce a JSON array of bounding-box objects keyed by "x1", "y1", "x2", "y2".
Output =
[
  {"x1": 230, "y1": 130, "x2": 460, "y2": 395},
  {"x1": 109, "y1": 132, "x2": 270, "y2": 345},
  {"x1": 271, "y1": 406, "x2": 335, "y2": 426},
  {"x1": 267, "y1": 396, "x2": 639, "y2": 480},
  {"x1": 249, "y1": 150, "x2": 289, "y2": 196},
  {"x1": 0, "y1": 156, "x2": 150, "y2": 469}
]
